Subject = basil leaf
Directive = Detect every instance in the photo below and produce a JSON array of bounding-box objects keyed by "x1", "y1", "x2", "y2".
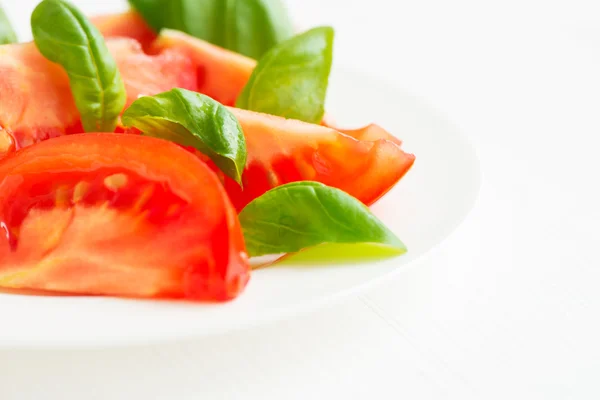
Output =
[
  {"x1": 239, "y1": 182, "x2": 406, "y2": 257},
  {"x1": 222, "y1": 0, "x2": 294, "y2": 59},
  {"x1": 277, "y1": 243, "x2": 407, "y2": 266},
  {"x1": 128, "y1": 0, "x2": 293, "y2": 59},
  {"x1": 235, "y1": 27, "x2": 334, "y2": 124},
  {"x1": 126, "y1": 0, "x2": 166, "y2": 33},
  {"x1": 0, "y1": 3, "x2": 17, "y2": 44},
  {"x1": 122, "y1": 89, "x2": 246, "y2": 184},
  {"x1": 31, "y1": 0, "x2": 126, "y2": 133}
]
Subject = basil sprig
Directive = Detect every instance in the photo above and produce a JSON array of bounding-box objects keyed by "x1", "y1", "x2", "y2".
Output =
[
  {"x1": 31, "y1": 0, "x2": 126, "y2": 133},
  {"x1": 239, "y1": 182, "x2": 406, "y2": 257},
  {"x1": 122, "y1": 89, "x2": 247, "y2": 185},
  {"x1": 0, "y1": 2, "x2": 17, "y2": 44},
  {"x1": 236, "y1": 27, "x2": 334, "y2": 124},
  {"x1": 128, "y1": 0, "x2": 293, "y2": 59}
]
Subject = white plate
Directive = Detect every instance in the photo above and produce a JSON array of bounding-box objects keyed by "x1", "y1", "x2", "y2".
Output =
[
  {"x1": 1, "y1": 3, "x2": 480, "y2": 349},
  {"x1": 0, "y1": 66, "x2": 480, "y2": 348}
]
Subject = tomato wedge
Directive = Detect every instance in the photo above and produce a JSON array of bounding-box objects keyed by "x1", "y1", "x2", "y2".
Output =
[
  {"x1": 0, "y1": 133, "x2": 250, "y2": 301},
  {"x1": 0, "y1": 42, "x2": 80, "y2": 156},
  {"x1": 217, "y1": 108, "x2": 415, "y2": 211},
  {"x1": 91, "y1": 11, "x2": 157, "y2": 51},
  {"x1": 94, "y1": 13, "x2": 255, "y2": 106},
  {"x1": 0, "y1": 38, "x2": 197, "y2": 156},
  {"x1": 151, "y1": 30, "x2": 256, "y2": 106}
]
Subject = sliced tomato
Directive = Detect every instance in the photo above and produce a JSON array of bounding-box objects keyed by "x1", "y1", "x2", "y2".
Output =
[
  {"x1": 94, "y1": 14, "x2": 256, "y2": 107},
  {"x1": 0, "y1": 42, "x2": 80, "y2": 156},
  {"x1": 2, "y1": 17, "x2": 413, "y2": 211},
  {"x1": 0, "y1": 38, "x2": 197, "y2": 157},
  {"x1": 145, "y1": 30, "x2": 415, "y2": 206},
  {"x1": 93, "y1": 15, "x2": 379, "y2": 139},
  {"x1": 146, "y1": 30, "x2": 390, "y2": 146},
  {"x1": 151, "y1": 30, "x2": 256, "y2": 106},
  {"x1": 0, "y1": 133, "x2": 250, "y2": 301},
  {"x1": 210, "y1": 108, "x2": 415, "y2": 211},
  {"x1": 95, "y1": 15, "x2": 256, "y2": 106},
  {"x1": 110, "y1": 38, "x2": 198, "y2": 107},
  {"x1": 91, "y1": 11, "x2": 157, "y2": 51}
]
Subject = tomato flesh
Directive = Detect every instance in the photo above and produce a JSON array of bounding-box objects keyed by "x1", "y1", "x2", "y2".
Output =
[
  {"x1": 0, "y1": 42, "x2": 82, "y2": 153},
  {"x1": 150, "y1": 30, "x2": 256, "y2": 106},
  {"x1": 110, "y1": 38, "x2": 198, "y2": 108},
  {"x1": 91, "y1": 11, "x2": 157, "y2": 51},
  {"x1": 0, "y1": 38, "x2": 197, "y2": 155},
  {"x1": 94, "y1": 14, "x2": 256, "y2": 106},
  {"x1": 0, "y1": 134, "x2": 250, "y2": 301},
  {"x1": 214, "y1": 108, "x2": 415, "y2": 210}
]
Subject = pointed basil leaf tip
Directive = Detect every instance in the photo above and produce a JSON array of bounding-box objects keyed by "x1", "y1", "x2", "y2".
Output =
[
  {"x1": 128, "y1": 0, "x2": 293, "y2": 59},
  {"x1": 236, "y1": 26, "x2": 334, "y2": 124},
  {"x1": 31, "y1": 0, "x2": 126, "y2": 133},
  {"x1": 0, "y1": 3, "x2": 17, "y2": 45},
  {"x1": 239, "y1": 181, "x2": 406, "y2": 258},
  {"x1": 122, "y1": 89, "x2": 247, "y2": 185}
]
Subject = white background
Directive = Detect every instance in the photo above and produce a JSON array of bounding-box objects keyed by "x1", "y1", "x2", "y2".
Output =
[{"x1": 1, "y1": 0, "x2": 600, "y2": 399}]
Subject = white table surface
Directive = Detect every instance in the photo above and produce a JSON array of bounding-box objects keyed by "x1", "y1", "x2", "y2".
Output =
[{"x1": 2, "y1": 0, "x2": 599, "y2": 399}]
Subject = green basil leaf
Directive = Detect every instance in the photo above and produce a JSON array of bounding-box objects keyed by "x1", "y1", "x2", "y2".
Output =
[
  {"x1": 0, "y1": 3, "x2": 17, "y2": 45},
  {"x1": 126, "y1": 0, "x2": 166, "y2": 33},
  {"x1": 31, "y1": 0, "x2": 126, "y2": 133},
  {"x1": 222, "y1": 0, "x2": 294, "y2": 59},
  {"x1": 239, "y1": 182, "x2": 406, "y2": 257},
  {"x1": 128, "y1": 0, "x2": 293, "y2": 59},
  {"x1": 235, "y1": 27, "x2": 334, "y2": 124},
  {"x1": 276, "y1": 243, "x2": 407, "y2": 266},
  {"x1": 122, "y1": 88, "x2": 246, "y2": 184}
]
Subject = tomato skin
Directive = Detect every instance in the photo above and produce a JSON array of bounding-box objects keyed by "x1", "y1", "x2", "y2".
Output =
[{"x1": 0, "y1": 133, "x2": 250, "y2": 301}]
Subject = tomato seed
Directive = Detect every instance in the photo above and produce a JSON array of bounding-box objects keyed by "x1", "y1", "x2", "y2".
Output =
[
  {"x1": 104, "y1": 173, "x2": 128, "y2": 191},
  {"x1": 72, "y1": 181, "x2": 90, "y2": 203}
]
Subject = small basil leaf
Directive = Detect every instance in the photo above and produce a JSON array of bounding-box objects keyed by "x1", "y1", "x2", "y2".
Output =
[
  {"x1": 128, "y1": 0, "x2": 292, "y2": 59},
  {"x1": 277, "y1": 243, "x2": 406, "y2": 266},
  {"x1": 235, "y1": 27, "x2": 334, "y2": 124},
  {"x1": 122, "y1": 89, "x2": 247, "y2": 184},
  {"x1": 0, "y1": 3, "x2": 17, "y2": 44},
  {"x1": 31, "y1": 0, "x2": 126, "y2": 133},
  {"x1": 128, "y1": 0, "x2": 223, "y2": 43},
  {"x1": 126, "y1": 0, "x2": 165, "y2": 33},
  {"x1": 223, "y1": 0, "x2": 294, "y2": 59},
  {"x1": 239, "y1": 181, "x2": 406, "y2": 257}
]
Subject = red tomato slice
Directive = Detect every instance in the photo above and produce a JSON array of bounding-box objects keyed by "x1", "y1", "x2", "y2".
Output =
[
  {"x1": 94, "y1": 14, "x2": 254, "y2": 106},
  {"x1": 144, "y1": 30, "x2": 415, "y2": 208},
  {"x1": 151, "y1": 30, "x2": 256, "y2": 106},
  {"x1": 0, "y1": 42, "x2": 80, "y2": 156},
  {"x1": 91, "y1": 11, "x2": 157, "y2": 51},
  {"x1": 95, "y1": 13, "x2": 256, "y2": 107},
  {"x1": 0, "y1": 38, "x2": 197, "y2": 157},
  {"x1": 216, "y1": 108, "x2": 415, "y2": 211},
  {"x1": 0, "y1": 133, "x2": 250, "y2": 301},
  {"x1": 2, "y1": 16, "x2": 414, "y2": 211},
  {"x1": 110, "y1": 38, "x2": 198, "y2": 107}
]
